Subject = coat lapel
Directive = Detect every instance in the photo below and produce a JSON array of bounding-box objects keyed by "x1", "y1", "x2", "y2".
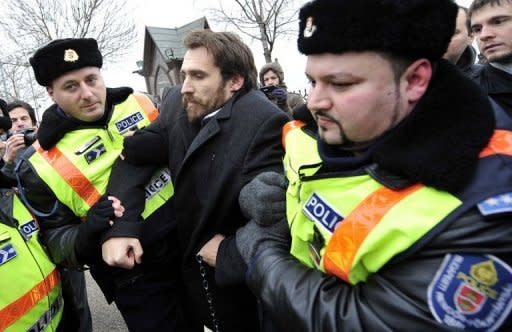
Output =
[{"x1": 181, "y1": 95, "x2": 236, "y2": 168}]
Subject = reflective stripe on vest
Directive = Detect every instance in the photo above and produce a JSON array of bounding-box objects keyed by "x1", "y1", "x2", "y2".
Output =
[
  {"x1": 283, "y1": 123, "x2": 512, "y2": 285},
  {"x1": 0, "y1": 195, "x2": 62, "y2": 331},
  {"x1": 28, "y1": 93, "x2": 173, "y2": 218}
]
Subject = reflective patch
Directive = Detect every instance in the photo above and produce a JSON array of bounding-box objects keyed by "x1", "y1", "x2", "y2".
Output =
[
  {"x1": 428, "y1": 254, "x2": 512, "y2": 331},
  {"x1": 303, "y1": 193, "x2": 343, "y2": 233},
  {"x1": 28, "y1": 294, "x2": 63, "y2": 332},
  {"x1": 19, "y1": 220, "x2": 39, "y2": 240},
  {"x1": 115, "y1": 112, "x2": 144, "y2": 133},
  {"x1": 477, "y1": 193, "x2": 512, "y2": 216},
  {"x1": 145, "y1": 168, "x2": 172, "y2": 200},
  {"x1": 0, "y1": 243, "x2": 17, "y2": 266},
  {"x1": 84, "y1": 143, "x2": 106, "y2": 164}
]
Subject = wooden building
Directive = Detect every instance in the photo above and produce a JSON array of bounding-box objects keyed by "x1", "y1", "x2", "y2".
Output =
[{"x1": 136, "y1": 17, "x2": 210, "y2": 98}]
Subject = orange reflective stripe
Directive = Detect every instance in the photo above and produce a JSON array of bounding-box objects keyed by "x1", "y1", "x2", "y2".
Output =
[
  {"x1": 282, "y1": 120, "x2": 305, "y2": 148},
  {"x1": 133, "y1": 93, "x2": 159, "y2": 122},
  {"x1": 479, "y1": 130, "x2": 512, "y2": 158},
  {"x1": 35, "y1": 142, "x2": 101, "y2": 207},
  {"x1": 323, "y1": 184, "x2": 423, "y2": 282},
  {"x1": 0, "y1": 268, "x2": 60, "y2": 330}
]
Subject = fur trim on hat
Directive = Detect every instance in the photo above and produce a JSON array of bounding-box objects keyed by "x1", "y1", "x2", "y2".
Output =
[
  {"x1": 259, "y1": 62, "x2": 285, "y2": 85},
  {"x1": 30, "y1": 38, "x2": 103, "y2": 86},
  {"x1": 298, "y1": 0, "x2": 458, "y2": 61}
]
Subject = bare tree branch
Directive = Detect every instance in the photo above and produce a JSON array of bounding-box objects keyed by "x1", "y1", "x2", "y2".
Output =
[
  {"x1": 0, "y1": 0, "x2": 137, "y2": 111},
  {"x1": 210, "y1": 0, "x2": 301, "y2": 63}
]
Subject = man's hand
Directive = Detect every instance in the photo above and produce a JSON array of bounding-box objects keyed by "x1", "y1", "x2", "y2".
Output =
[
  {"x1": 102, "y1": 237, "x2": 143, "y2": 269},
  {"x1": 75, "y1": 195, "x2": 124, "y2": 259},
  {"x1": 198, "y1": 234, "x2": 225, "y2": 267},
  {"x1": 270, "y1": 87, "x2": 288, "y2": 106},
  {"x1": 3, "y1": 134, "x2": 26, "y2": 164}
]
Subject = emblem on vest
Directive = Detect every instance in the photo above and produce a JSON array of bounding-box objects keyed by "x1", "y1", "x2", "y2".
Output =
[
  {"x1": 84, "y1": 143, "x2": 106, "y2": 164},
  {"x1": 303, "y1": 193, "x2": 343, "y2": 233},
  {"x1": 115, "y1": 112, "x2": 144, "y2": 133},
  {"x1": 0, "y1": 243, "x2": 17, "y2": 266},
  {"x1": 428, "y1": 254, "x2": 512, "y2": 331},
  {"x1": 145, "y1": 169, "x2": 172, "y2": 200},
  {"x1": 20, "y1": 220, "x2": 39, "y2": 240}
]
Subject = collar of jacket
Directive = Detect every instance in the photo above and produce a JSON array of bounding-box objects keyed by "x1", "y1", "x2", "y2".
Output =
[
  {"x1": 370, "y1": 59, "x2": 495, "y2": 193},
  {"x1": 456, "y1": 45, "x2": 476, "y2": 72},
  {"x1": 37, "y1": 87, "x2": 133, "y2": 150}
]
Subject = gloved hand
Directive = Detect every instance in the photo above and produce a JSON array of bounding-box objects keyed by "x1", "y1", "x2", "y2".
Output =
[
  {"x1": 238, "y1": 171, "x2": 287, "y2": 226},
  {"x1": 270, "y1": 86, "x2": 288, "y2": 106},
  {"x1": 75, "y1": 195, "x2": 117, "y2": 258},
  {"x1": 236, "y1": 172, "x2": 290, "y2": 264}
]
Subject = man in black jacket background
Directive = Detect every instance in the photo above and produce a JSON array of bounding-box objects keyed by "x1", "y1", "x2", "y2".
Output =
[{"x1": 469, "y1": 0, "x2": 512, "y2": 114}]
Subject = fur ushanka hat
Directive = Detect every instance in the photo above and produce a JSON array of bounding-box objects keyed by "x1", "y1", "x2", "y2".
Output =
[
  {"x1": 297, "y1": 0, "x2": 458, "y2": 61},
  {"x1": 30, "y1": 38, "x2": 103, "y2": 86}
]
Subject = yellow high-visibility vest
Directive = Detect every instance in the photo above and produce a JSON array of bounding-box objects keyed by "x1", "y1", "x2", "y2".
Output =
[{"x1": 0, "y1": 193, "x2": 62, "y2": 332}]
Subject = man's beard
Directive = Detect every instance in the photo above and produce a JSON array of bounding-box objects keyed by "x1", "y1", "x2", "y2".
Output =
[{"x1": 183, "y1": 84, "x2": 227, "y2": 124}]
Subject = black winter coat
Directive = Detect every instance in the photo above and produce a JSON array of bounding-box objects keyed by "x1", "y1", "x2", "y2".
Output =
[
  {"x1": 469, "y1": 63, "x2": 512, "y2": 116},
  {"x1": 120, "y1": 86, "x2": 290, "y2": 331}
]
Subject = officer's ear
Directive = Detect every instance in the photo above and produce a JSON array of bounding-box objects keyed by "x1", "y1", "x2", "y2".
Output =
[{"x1": 402, "y1": 58, "x2": 432, "y2": 105}]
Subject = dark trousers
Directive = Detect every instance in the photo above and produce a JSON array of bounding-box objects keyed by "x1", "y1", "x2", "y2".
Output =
[{"x1": 113, "y1": 270, "x2": 182, "y2": 332}]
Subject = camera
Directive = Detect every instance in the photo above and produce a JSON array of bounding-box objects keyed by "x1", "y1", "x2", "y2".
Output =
[
  {"x1": 260, "y1": 85, "x2": 277, "y2": 97},
  {"x1": 7, "y1": 127, "x2": 37, "y2": 146}
]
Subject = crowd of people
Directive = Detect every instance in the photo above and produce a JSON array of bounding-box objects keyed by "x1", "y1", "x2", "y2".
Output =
[{"x1": 1, "y1": 0, "x2": 511, "y2": 331}]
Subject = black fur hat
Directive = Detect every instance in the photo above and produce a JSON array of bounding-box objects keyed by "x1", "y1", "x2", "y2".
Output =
[
  {"x1": 298, "y1": 0, "x2": 458, "y2": 61},
  {"x1": 0, "y1": 98, "x2": 11, "y2": 132},
  {"x1": 30, "y1": 38, "x2": 103, "y2": 86}
]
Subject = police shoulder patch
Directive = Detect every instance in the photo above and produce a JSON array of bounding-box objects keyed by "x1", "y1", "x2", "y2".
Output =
[
  {"x1": 477, "y1": 193, "x2": 512, "y2": 216},
  {"x1": 428, "y1": 254, "x2": 512, "y2": 331}
]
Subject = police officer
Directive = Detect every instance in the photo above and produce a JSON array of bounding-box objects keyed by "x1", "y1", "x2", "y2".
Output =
[
  {"x1": 236, "y1": 0, "x2": 512, "y2": 331},
  {"x1": 16, "y1": 38, "x2": 181, "y2": 331},
  {"x1": 0, "y1": 166, "x2": 63, "y2": 332}
]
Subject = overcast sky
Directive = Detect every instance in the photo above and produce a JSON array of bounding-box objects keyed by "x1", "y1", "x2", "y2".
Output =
[{"x1": 102, "y1": 0, "x2": 475, "y2": 94}]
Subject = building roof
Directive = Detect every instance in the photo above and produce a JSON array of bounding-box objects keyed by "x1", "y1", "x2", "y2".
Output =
[{"x1": 140, "y1": 17, "x2": 210, "y2": 75}]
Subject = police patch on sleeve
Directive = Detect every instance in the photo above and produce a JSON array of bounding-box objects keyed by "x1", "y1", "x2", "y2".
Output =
[
  {"x1": 477, "y1": 193, "x2": 512, "y2": 216},
  {"x1": 428, "y1": 254, "x2": 512, "y2": 331}
]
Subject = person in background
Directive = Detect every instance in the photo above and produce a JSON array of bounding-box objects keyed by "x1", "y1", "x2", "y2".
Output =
[
  {"x1": 236, "y1": 0, "x2": 512, "y2": 330},
  {"x1": 469, "y1": 0, "x2": 512, "y2": 114},
  {"x1": 16, "y1": 37, "x2": 181, "y2": 332},
  {"x1": 2, "y1": 100, "x2": 38, "y2": 177},
  {"x1": 108, "y1": 30, "x2": 290, "y2": 331},
  {"x1": 259, "y1": 62, "x2": 305, "y2": 114},
  {"x1": 443, "y1": 6, "x2": 477, "y2": 74}
]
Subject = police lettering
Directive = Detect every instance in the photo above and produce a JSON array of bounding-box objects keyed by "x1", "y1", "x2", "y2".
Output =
[
  {"x1": 457, "y1": 272, "x2": 498, "y2": 299},
  {"x1": 28, "y1": 295, "x2": 63, "y2": 332},
  {"x1": 115, "y1": 112, "x2": 144, "y2": 132},
  {"x1": 145, "y1": 170, "x2": 171, "y2": 200},
  {"x1": 304, "y1": 193, "x2": 343, "y2": 232},
  {"x1": 20, "y1": 220, "x2": 38, "y2": 239}
]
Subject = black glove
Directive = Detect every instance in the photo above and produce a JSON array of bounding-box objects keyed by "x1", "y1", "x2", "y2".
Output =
[
  {"x1": 236, "y1": 172, "x2": 290, "y2": 264},
  {"x1": 270, "y1": 87, "x2": 288, "y2": 107},
  {"x1": 75, "y1": 195, "x2": 115, "y2": 259}
]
